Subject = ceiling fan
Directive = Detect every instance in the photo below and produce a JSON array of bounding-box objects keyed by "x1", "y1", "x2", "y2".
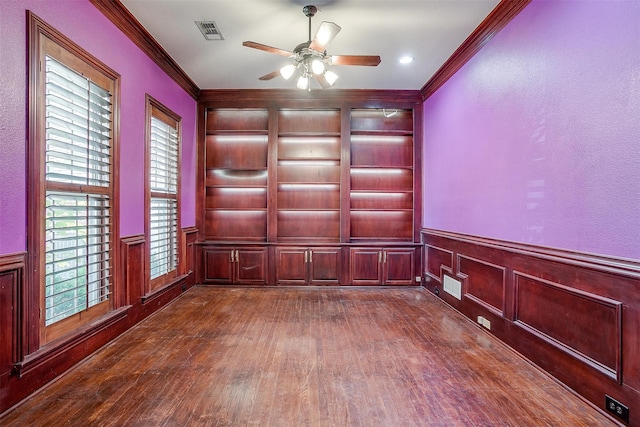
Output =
[{"x1": 242, "y1": 5, "x2": 381, "y2": 90}]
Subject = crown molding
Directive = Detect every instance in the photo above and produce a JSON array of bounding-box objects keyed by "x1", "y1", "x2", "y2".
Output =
[
  {"x1": 90, "y1": 0, "x2": 200, "y2": 100},
  {"x1": 420, "y1": 0, "x2": 531, "y2": 101}
]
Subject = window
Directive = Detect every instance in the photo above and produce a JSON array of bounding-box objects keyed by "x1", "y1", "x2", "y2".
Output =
[
  {"x1": 29, "y1": 15, "x2": 120, "y2": 343},
  {"x1": 146, "y1": 96, "x2": 181, "y2": 291}
]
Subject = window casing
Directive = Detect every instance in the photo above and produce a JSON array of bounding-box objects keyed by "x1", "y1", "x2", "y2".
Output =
[
  {"x1": 30, "y1": 21, "x2": 120, "y2": 344},
  {"x1": 146, "y1": 97, "x2": 181, "y2": 291}
]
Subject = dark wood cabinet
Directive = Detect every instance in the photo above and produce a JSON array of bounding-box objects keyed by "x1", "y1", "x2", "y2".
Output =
[
  {"x1": 203, "y1": 246, "x2": 268, "y2": 285},
  {"x1": 350, "y1": 247, "x2": 416, "y2": 286},
  {"x1": 275, "y1": 246, "x2": 342, "y2": 285}
]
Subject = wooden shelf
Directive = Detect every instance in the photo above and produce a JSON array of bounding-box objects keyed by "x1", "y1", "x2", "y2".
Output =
[
  {"x1": 202, "y1": 106, "x2": 416, "y2": 245},
  {"x1": 204, "y1": 108, "x2": 269, "y2": 240},
  {"x1": 207, "y1": 108, "x2": 269, "y2": 132},
  {"x1": 351, "y1": 108, "x2": 413, "y2": 133},
  {"x1": 349, "y1": 108, "x2": 414, "y2": 242},
  {"x1": 276, "y1": 109, "x2": 342, "y2": 241},
  {"x1": 278, "y1": 136, "x2": 341, "y2": 161}
]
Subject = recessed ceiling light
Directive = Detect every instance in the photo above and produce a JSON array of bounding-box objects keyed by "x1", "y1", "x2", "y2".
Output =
[{"x1": 399, "y1": 55, "x2": 415, "y2": 64}]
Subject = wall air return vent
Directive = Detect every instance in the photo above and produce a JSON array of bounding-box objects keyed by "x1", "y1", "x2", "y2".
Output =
[{"x1": 195, "y1": 21, "x2": 224, "y2": 40}]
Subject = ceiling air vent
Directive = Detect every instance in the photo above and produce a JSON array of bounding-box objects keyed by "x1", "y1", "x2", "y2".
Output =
[{"x1": 195, "y1": 21, "x2": 224, "y2": 40}]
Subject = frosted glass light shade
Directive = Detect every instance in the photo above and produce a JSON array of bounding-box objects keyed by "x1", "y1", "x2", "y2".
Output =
[
  {"x1": 296, "y1": 75, "x2": 309, "y2": 90},
  {"x1": 280, "y1": 64, "x2": 296, "y2": 80},
  {"x1": 324, "y1": 70, "x2": 339, "y2": 86},
  {"x1": 311, "y1": 59, "x2": 325, "y2": 75}
]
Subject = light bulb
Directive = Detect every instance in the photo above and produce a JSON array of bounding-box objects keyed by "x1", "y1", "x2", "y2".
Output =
[
  {"x1": 296, "y1": 75, "x2": 309, "y2": 90},
  {"x1": 311, "y1": 59, "x2": 325, "y2": 75},
  {"x1": 280, "y1": 64, "x2": 296, "y2": 80},
  {"x1": 324, "y1": 70, "x2": 338, "y2": 86}
]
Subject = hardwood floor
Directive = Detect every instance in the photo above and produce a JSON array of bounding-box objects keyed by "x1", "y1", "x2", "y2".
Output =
[{"x1": 1, "y1": 286, "x2": 615, "y2": 426}]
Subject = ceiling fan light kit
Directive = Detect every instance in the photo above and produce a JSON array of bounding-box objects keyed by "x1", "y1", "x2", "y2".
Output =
[{"x1": 243, "y1": 4, "x2": 381, "y2": 90}]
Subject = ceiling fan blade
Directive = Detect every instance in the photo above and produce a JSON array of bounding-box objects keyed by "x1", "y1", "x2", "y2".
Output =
[
  {"x1": 242, "y1": 41, "x2": 293, "y2": 57},
  {"x1": 309, "y1": 21, "x2": 341, "y2": 51},
  {"x1": 258, "y1": 70, "x2": 282, "y2": 81},
  {"x1": 314, "y1": 73, "x2": 331, "y2": 89},
  {"x1": 331, "y1": 55, "x2": 381, "y2": 66}
]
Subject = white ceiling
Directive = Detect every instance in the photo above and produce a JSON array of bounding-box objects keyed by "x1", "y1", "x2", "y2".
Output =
[{"x1": 120, "y1": 0, "x2": 501, "y2": 91}]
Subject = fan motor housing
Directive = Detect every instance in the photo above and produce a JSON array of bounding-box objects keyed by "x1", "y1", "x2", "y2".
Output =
[{"x1": 303, "y1": 5, "x2": 318, "y2": 17}]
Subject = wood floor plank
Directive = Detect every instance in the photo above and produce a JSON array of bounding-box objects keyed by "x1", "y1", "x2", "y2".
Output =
[{"x1": 1, "y1": 286, "x2": 616, "y2": 426}]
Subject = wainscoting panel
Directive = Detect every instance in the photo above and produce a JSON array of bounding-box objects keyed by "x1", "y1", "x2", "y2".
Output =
[
  {"x1": 458, "y1": 255, "x2": 505, "y2": 316},
  {"x1": 514, "y1": 272, "x2": 621, "y2": 380},
  {"x1": 421, "y1": 228, "x2": 640, "y2": 423},
  {"x1": 121, "y1": 235, "x2": 145, "y2": 306},
  {"x1": 425, "y1": 244, "x2": 453, "y2": 283},
  {"x1": 0, "y1": 253, "x2": 25, "y2": 381},
  {"x1": 183, "y1": 227, "x2": 198, "y2": 287}
]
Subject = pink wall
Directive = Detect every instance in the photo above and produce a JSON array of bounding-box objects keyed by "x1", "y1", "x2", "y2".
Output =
[
  {"x1": 423, "y1": 0, "x2": 640, "y2": 260},
  {"x1": 0, "y1": 0, "x2": 197, "y2": 255}
]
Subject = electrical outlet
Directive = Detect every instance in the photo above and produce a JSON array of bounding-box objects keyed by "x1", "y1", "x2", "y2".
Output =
[
  {"x1": 477, "y1": 316, "x2": 484, "y2": 324},
  {"x1": 415, "y1": 276, "x2": 421, "y2": 282},
  {"x1": 605, "y1": 395, "x2": 629, "y2": 423}
]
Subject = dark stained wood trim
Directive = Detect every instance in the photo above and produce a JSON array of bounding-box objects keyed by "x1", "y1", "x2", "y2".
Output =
[
  {"x1": 412, "y1": 103, "x2": 423, "y2": 242},
  {"x1": 0, "y1": 253, "x2": 26, "y2": 370},
  {"x1": 181, "y1": 227, "x2": 198, "y2": 285},
  {"x1": 144, "y1": 95, "x2": 183, "y2": 294},
  {"x1": 89, "y1": 0, "x2": 200, "y2": 100},
  {"x1": 422, "y1": 228, "x2": 640, "y2": 279},
  {"x1": 195, "y1": 103, "x2": 207, "y2": 243},
  {"x1": 420, "y1": 0, "x2": 532, "y2": 100},
  {"x1": 0, "y1": 253, "x2": 26, "y2": 271},
  {"x1": 120, "y1": 235, "x2": 145, "y2": 307},
  {"x1": 140, "y1": 274, "x2": 187, "y2": 305},
  {"x1": 198, "y1": 89, "x2": 423, "y2": 107},
  {"x1": 12, "y1": 306, "x2": 131, "y2": 378}
]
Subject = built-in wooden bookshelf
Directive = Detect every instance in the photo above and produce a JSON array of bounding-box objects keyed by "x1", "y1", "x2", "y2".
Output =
[
  {"x1": 204, "y1": 109, "x2": 268, "y2": 241},
  {"x1": 350, "y1": 109, "x2": 414, "y2": 240},
  {"x1": 198, "y1": 92, "x2": 422, "y2": 286},
  {"x1": 276, "y1": 109, "x2": 341, "y2": 241}
]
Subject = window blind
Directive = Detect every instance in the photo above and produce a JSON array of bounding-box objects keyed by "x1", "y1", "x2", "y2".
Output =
[
  {"x1": 150, "y1": 117, "x2": 179, "y2": 194},
  {"x1": 45, "y1": 57, "x2": 112, "y2": 187},
  {"x1": 149, "y1": 116, "x2": 179, "y2": 280},
  {"x1": 44, "y1": 55, "x2": 113, "y2": 325},
  {"x1": 45, "y1": 192, "x2": 111, "y2": 325},
  {"x1": 150, "y1": 198, "x2": 178, "y2": 279}
]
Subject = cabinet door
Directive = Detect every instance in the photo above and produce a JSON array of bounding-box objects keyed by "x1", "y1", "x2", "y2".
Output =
[
  {"x1": 203, "y1": 248, "x2": 234, "y2": 284},
  {"x1": 309, "y1": 247, "x2": 341, "y2": 285},
  {"x1": 384, "y1": 249, "x2": 415, "y2": 285},
  {"x1": 350, "y1": 248, "x2": 382, "y2": 286},
  {"x1": 235, "y1": 248, "x2": 268, "y2": 285},
  {"x1": 275, "y1": 247, "x2": 307, "y2": 285}
]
